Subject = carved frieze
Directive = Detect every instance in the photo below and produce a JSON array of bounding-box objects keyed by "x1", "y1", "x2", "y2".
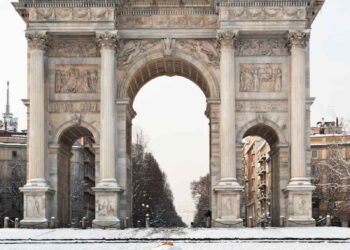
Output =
[
  {"x1": 236, "y1": 100, "x2": 288, "y2": 112},
  {"x1": 177, "y1": 39, "x2": 220, "y2": 67},
  {"x1": 29, "y1": 8, "x2": 114, "y2": 21},
  {"x1": 237, "y1": 39, "x2": 288, "y2": 57},
  {"x1": 49, "y1": 102, "x2": 100, "y2": 113},
  {"x1": 220, "y1": 7, "x2": 307, "y2": 21},
  {"x1": 55, "y1": 64, "x2": 99, "y2": 93},
  {"x1": 117, "y1": 40, "x2": 161, "y2": 68},
  {"x1": 117, "y1": 14, "x2": 218, "y2": 28},
  {"x1": 48, "y1": 38, "x2": 99, "y2": 57},
  {"x1": 240, "y1": 64, "x2": 282, "y2": 92}
]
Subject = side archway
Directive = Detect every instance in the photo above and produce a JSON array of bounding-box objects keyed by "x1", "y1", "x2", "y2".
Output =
[
  {"x1": 239, "y1": 122, "x2": 287, "y2": 227},
  {"x1": 55, "y1": 124, "x2": 97, "y2": 226}
]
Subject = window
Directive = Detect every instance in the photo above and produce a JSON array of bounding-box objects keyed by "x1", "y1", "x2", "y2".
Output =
[
  {"x1": 12, "y1": 151, "x2": 17, "y2": 159},
  {"x1": 312, "y1": 149, "x2": 318, "y2": 159}
]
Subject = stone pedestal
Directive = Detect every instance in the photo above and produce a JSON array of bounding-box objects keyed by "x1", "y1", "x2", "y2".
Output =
[
  {"x1": 20, "y1": 186, "x2": 54, "y2": 228},
  {"x1": 213, "y1": 186, "x2": 243, "y2": 227},
  {"x1": 92, "y1": 186, "x2": 122, "y2": 228},
  {"x1": 284, "y1": 184, "x2": 315, "y2": 227}
]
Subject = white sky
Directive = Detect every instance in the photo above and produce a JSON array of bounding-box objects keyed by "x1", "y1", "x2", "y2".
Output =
[{"x1": 1, "y1": 0, "x2": 350, "y2": 225}]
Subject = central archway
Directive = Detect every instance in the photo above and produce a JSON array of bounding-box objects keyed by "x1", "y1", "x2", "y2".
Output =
[{"x1": 116, "y1": 51, "x2": 220, "y2": 226}]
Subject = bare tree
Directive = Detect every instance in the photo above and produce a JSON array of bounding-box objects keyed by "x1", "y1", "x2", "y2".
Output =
[
  {"x1": 0, "y1": 158, "x2": 26, "y2": 226},
  {"x1": 313, "y1": 144, "x2": 350, "y2": 226}
]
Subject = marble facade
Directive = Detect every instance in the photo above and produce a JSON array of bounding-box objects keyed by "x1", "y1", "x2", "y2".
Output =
[{"x1": 13, "y1": 0, "x2": 324, "y2": 228}]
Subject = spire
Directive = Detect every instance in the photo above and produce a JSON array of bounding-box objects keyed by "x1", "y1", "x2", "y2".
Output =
[{"x1": 6, "y1": 81, "x2": 10, "y2": 114}]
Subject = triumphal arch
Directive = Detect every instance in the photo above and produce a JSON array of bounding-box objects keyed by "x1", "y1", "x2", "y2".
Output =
[{"x1": 14, "y1": 0, "x2": 324, "y2": 228}]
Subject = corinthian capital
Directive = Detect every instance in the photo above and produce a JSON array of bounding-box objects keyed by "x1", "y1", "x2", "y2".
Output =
[
  {"x1": 287, "y1": 30, "x2": 310, "y2": 49},
  {"x1": 25, "y1": 32, "x2": 49, "y2": 51},
  {"x1": 96, "y1": 31, "x2": 119, "y2": 50},
  {"x1": 217, "y1": 30, "x2": 239, "y2": 49}
]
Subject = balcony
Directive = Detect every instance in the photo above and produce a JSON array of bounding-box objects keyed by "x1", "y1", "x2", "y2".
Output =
[
  {"x1": 258, "y1": 180, "x2": 266, "y2": 189},
  {"x1": 258, "y1": 165, "x2": 267, "y2": 176}
]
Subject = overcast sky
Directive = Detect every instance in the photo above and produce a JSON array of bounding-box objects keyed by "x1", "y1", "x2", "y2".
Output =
[{"x1": 1, "y1": 1, "x2": 349, "y2": 224}]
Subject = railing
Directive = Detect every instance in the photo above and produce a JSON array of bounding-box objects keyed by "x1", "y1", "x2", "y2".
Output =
[
  {"x1": 219, "y1": 0, "x2": 311, "y2": 7},
  {"x1": 16, "y1": 0, "x2": 120, "y2": 8}
]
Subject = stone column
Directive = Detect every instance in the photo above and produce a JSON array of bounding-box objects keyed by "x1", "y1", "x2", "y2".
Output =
[
  {"x1": 285, "y1": 30, "x2": 315, "y2": 226},
  {"x1": 93, "y1": 31, "x2": 122, "y2": 228},
  {"x1": 213, "y1": 30, "x2": 243, "y2": 227},
  {"x1": 20, "y1": 31, "x2": 53, "y2": 227}
]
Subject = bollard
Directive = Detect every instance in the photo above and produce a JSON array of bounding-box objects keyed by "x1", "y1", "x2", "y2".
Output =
[
  {"x1": 326, "y1": 214, "x2": 331, "y2": 226},
  {"x1": 145, "y1": 216, "x2": 150, "y2": 228},
  {"x1": 248, "y1": 216, "x2": 253, "y2": 228},
  {"x1": 280, "y1": 216, "x2": 285, "y2": 227},
  {"x1": 206, "y1": 217, "x2": 211, "y2": 228},
  {"x1": 14, "y1": 218, "x2": 20, "y2": 228},
  {"x1": 124, "y1": 217, "x2": 129, "y2": 229},
  {"x1": 4, "y1": 217, "x2": 9, "y2": 228},
  {"x1": 49, "y1": 217, "x2": 56, "y2": 229},
  {"x1": 81, "y1": 217, "x2": 87, "y2": 229}
]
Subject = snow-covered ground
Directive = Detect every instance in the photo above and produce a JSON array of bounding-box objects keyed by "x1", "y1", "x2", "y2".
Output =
[
  {"x1": 0, "y1": 227, "x2": 350, "y2": 240},
  {"x1": 0, "y1": 227, "x2": 349, "y2": 249}
]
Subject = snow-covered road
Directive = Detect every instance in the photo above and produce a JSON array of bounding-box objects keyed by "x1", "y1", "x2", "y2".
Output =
[{"x1": 0, "y1": 227, "x2": 349, "y2": 249}]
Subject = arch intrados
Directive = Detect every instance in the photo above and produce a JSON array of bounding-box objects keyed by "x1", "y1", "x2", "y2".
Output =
[
  {"x1": 118, "y1": 51, "x2": 219, "y2": 101},
  {"x1": 58, "y1": 125, "x2": 94, "y2": 146},
  {"x1": 243, "y1": 123, "x2": 279, "y2": 147},
  {"x1": 128, "y1": 58, "x2": 209, "y2": 102}
]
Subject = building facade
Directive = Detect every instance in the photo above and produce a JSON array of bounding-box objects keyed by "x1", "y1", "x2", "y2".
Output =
[
  {"x1": 12, "y1": 0, "x2": 325, "y2": 227},
  {"x1": 243, "y1": 136, "x2": 272, "y2": 226},
  {"x1": 310, "y1": 119, "x2": 350, "y2": 227}
]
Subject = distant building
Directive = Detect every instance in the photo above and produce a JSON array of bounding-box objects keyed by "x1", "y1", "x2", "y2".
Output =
[{"x1": 243, "y1": 136, "x2": 272, "y2": 226}]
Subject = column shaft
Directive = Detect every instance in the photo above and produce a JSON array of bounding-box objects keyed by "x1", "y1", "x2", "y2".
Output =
[
  {"x1": 289, "y1": 31, "x2": 309, "y2": 182},
  {"x1": 290, "y1": 46, "x2": 306, "y2": 179},
  {"x1": 26, "y1": 33, "x2": 47, "y2": 186},
  {"x1": 220, "y1": 44, "x2": 236, "y2": 181},
  {"x1": 100, "y1": 48, "x2": 117, "y2": 183}
]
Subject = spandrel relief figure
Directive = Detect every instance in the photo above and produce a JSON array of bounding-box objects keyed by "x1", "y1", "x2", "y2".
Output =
[
  {"x1": 55, "y1": 65, "x2": 99, "y2": 93},
  {"x1": 240, "y1": 64, "x2": 282, "y2": 92}
]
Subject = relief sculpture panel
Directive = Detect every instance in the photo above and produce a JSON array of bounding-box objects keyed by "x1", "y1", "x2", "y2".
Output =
[
  {"x1": 55, "y1": 64, "x2": 99, "y2": 93},
  {"x1": 240, "y1": 64, "x2": 282, "y2": 92}
]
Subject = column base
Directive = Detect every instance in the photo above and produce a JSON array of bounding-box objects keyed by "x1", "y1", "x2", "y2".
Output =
[
  {"x1": 213, "y1": 180, "x2": 243, "y2": 228},
  {"x1": 284, "y1": 180, "x2": 315, "y2": 227},
  {"x1": 20, "y1": 182, "x2": 54, "y2": 228},
  {"x1": 92, "y1": 183, "x2": 123, "y2": 229}
]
